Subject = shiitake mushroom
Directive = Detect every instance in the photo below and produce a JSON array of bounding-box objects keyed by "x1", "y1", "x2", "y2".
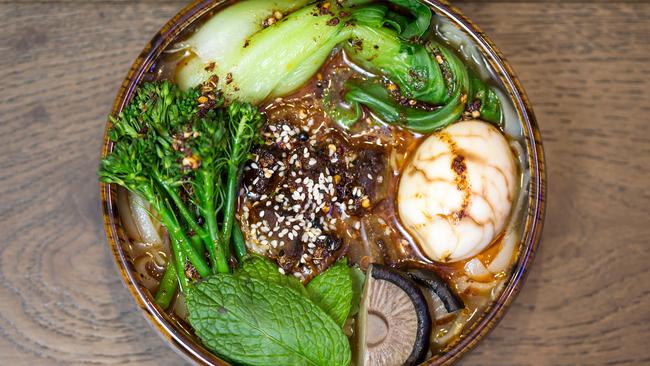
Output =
[
  {"x1": 407, "y1": 268, "x2": 464, "y2": 314},
  {"x1": 355, "y1": 264, "x2": 431, "y2": 366}
]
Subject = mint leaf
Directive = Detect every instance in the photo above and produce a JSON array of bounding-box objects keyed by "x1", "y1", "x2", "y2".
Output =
[
  {"x1": 237, "y1": 254, "x2": 308, "y2": 297},
  {"x1": 306, "y1": 259, "x2": 353, "y2": 327},
  {"x1": 187, "y1": 275, "x2": 351, "y2": 366}
]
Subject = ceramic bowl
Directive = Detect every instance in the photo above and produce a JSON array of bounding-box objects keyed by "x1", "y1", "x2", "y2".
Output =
[{"x1": 100, "y1": 1, "x2": 546, "y2": 364}]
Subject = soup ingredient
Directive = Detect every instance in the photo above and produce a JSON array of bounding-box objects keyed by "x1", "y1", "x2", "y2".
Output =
[
  {"x1": 356, "y1": 264, "x2": 431, "y2": 366},
  {"x1": 128, "y1": 192, "x2": 162, "y2": 245},
  {"x1": 237, "y1": 254, "x2": 309, "y2": 296},
  {"x1": 487, "y1": 224, "x2": 517, "y2": 274},
  {"x1": 187, "y1": 275, "x2": 351, "y2": 366},
  {"x1": 398, "y1": 120, "x2": 517, "y2": 262},
  {"x1": 464, "y1": 258, "x2": 493, "y2": 282},
  {"x1": 349, "y1": 265, "x2": 366, "y2": 317},
  {"x1": 186, "y1": 256, "x2": 353, "y2": 366},
  {"x1": 239, "y1": 109, "x2": 388, "y2": 280},
  {"x1": 407, "y1": 268, "x2": 464, "y2": 313},
  {"x1": 178, "y1": 2, "x2": 350, "y2": 103},
  {"x1": 307, "y1": 259, "x2": 353, "y2": 326},
  {"x1": 240, "y1": 255, "x2": 360, "y2": 325},
  {"x1": 99, "y1": 81, "x2": 266, "y2": 295},
  {"x1": 154, "y1": 255, "x2": 180, "y2": 308},
  {"x1": 341, "y1": 14, "x2": 502, "y2": 130},
  {"x1": 101, "y1": 123, "x2": 209, "y2": 292},
  {"x1": 176, "y1": 0, "x2": 502, "y2": 131},
  {"x1": 342, "y1": 78, "x2": 465, "y2": 133},
  {"x1": 176, "y1": 0, "x2": 310, "y2": 91},
  {"x1": 221, "y1": 101, "x2": 265, "y2": 259}
]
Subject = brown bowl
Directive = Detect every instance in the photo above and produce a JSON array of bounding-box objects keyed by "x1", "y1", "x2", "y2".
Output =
[{"x1": 100, "y1": 1, "x2": 546, "y2": 365}]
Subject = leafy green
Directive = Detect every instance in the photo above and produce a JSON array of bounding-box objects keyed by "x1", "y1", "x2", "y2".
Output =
[
  {"x1": 237, "y1": 255, "x2": 308, "y2": 297},
  {"x1": 187, "y1": 275, "x2": 351, "y2": 366},
  {"x1": 178, "y1": 0, "x2": 311, "y2": 91},
  {"x1": 178, "y1": 3, "x2": 352, "y2": 103},
  {"x1": 176, "y1": 0, "x2": 501, "y2": 131},
  {"x1": 344, "y1": 79, "x2": 464, "y2": 133},
  {"x1": 386, "y1": 0, "x2": 432, "y2": 38},
  {"x1": 307, "y1": 259, "x2": 353, "y2": 327}
]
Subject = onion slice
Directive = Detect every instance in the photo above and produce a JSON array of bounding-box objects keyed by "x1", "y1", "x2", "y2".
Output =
[
  {"x1": 487, "y1": 229, "x2": 516, "y2": 274},
  {"x1": 128, "y1": 192, "x2": 162, "y2": 245},
  {"x1": 464, "y1": 258, "x2": 492, "y2": 282},
  {"x1": 116, "y1": 187, "x2": 142, "y2": 243}
]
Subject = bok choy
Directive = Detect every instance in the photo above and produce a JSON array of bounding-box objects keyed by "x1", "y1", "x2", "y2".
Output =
[{"x1": 175, "y1": 0, "x2": 502, "y2": 132}]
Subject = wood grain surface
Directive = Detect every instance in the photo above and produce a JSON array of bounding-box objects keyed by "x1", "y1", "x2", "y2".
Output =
[{"x1": 0, "y1": 1, "x2": 648, "y2": 365}]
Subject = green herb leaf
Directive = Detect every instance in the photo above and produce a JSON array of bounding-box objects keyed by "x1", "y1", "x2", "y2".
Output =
[
  {"x1": 187, "y1": 275, "x2": 351, "y2": 366},
  {"x1": 307, "y1": 259, "x2": 353, "y2": 327},
  {"x1": 237, "y1": 255, "x2": 308, "y2": 297}
]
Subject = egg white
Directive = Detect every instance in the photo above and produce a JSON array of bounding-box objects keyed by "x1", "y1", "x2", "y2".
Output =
[{"x1": 398, "y1": 120, "x2": 517, "y2": 262}]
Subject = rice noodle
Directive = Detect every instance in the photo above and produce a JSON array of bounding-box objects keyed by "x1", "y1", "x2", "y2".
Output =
[
  {"x1": 133, "y1": 254, "x2": 160, "y2": 293},
  {"x1": 457, "y1": 276, "x2": 497, "y2": 295},
  {"x1": 433, "y1": 312, "x2": 468, "y2": 347}
]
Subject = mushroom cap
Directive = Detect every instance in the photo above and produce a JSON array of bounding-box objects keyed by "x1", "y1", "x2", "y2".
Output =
[{"x1": 356, "y1": 265, "x2": 431, "y2": 366}]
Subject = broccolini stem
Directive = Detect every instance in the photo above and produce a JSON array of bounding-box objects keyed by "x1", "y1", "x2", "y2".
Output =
[
  {"x1": 158, "y1": 180, "x2": 209, "y2": 251},
  {"x1": 201, "y1": 170, "x2": 230, "y2": 273},
  {"x1": 232, "y1": 223, "x2": 247, "y2": 261},
  {"x1": 221, "y1": 163, "x2": 239, "y2": 257},
  {"x1": 140, "y1": 185, "x2": 211, "y2": 278},
  {"x1": 155, "y1": 233, "x2": 204, "y2": 309},
  {"x1": 155, "y1": 256, "x2": 179, "y2": 308}
]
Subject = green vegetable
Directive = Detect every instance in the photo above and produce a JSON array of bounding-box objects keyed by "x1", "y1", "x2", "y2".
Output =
[
  {"x1": 99, "y1": 82, "x2": 212, "y2": 284},
  {"x1": 231, "y1": 223, "x2": 248, "y2": 261},
  {"x1": 221, "y1": 103, "x2": 265, "y2": 256},
  {"x1": 187, "y1": 275, "x2": 351, "y2": 366},
  {"x1": 177, "y1": 0, "x2": 311, "y2": 91},
  {"x1": 237, "y1": 255, "x2": 308, "y2": 297},
  {"x1": 155, "y1": 233, "x2": 204, "y2": 308},
  {"x1": 306, "y1": 259, "x2": 353, "y2": 326},
  {"x1": 177, "y1": 0, "x2": 502, "y2": 131},
  {"x1": 340, "y1": 22, "x2": 502, "y2": 130},
  {"x1": 343, "y1": 78, "x2": 464, "y2": 133},
  {"x1": 178, "y1": 2, "x2": 352, "y2": 104},
  {"x1": 348, "y1": 265, "x2": 366, "y2": 317},
  {"x1": 99, "y1": 81, "x2": 266, "y2": 302},
  {"x1": 154, "y1": 255, "x2": 180, "y2": 308}
]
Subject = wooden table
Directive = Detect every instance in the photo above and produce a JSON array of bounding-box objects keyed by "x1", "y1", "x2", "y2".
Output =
[{"x1": 1, "y1": 1, "x2": 648, "y2": 365}]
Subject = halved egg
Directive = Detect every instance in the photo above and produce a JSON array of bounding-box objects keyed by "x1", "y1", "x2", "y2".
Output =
[{"x1": 398, "y1": 120, "x2": 517, "y2": 262}]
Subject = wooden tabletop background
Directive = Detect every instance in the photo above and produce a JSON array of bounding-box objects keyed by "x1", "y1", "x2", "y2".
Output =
[{"x1": 1, "y1": 0, "x2": 649, "y2": 365}]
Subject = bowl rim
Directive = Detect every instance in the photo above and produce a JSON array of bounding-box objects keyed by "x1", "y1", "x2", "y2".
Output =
[{"x1": 100, "y1": 1, "x2": 546, "y2": 365}]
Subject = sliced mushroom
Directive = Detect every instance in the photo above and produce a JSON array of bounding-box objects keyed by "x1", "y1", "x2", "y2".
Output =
[
  {"x1": 356, "y1": 264, "x2": 431, "y2": 366},
  {"x1": 407, "y1": 268, "x2": 464, "y2": 314}
]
